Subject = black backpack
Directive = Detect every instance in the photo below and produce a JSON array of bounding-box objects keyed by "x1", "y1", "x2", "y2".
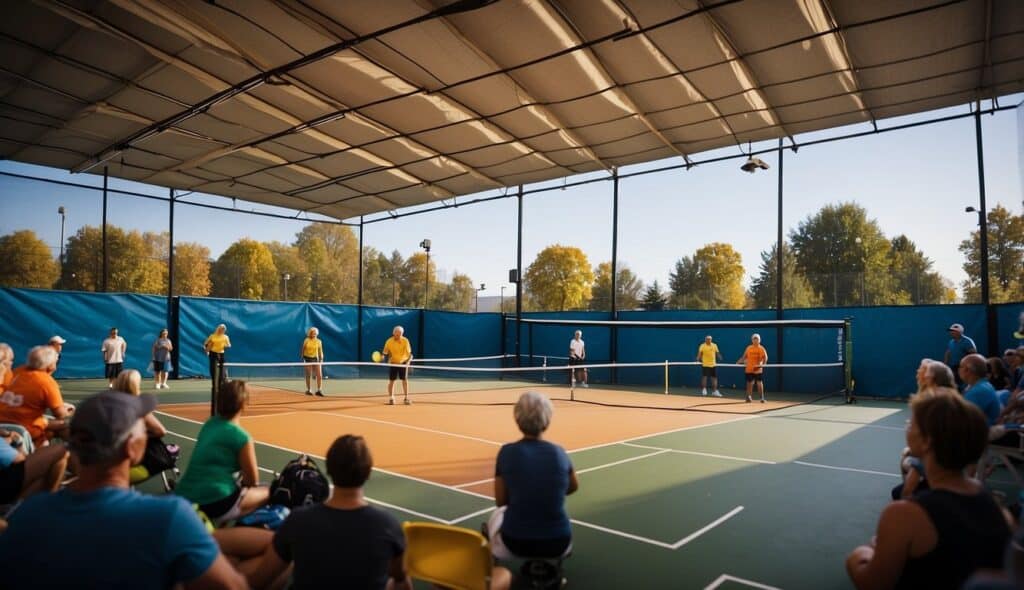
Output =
[{"x1": 269, "y1": 455, "x2": 330, "y2": 508}]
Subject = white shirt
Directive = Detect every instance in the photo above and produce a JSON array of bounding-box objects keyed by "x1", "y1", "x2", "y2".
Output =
[
  {"x1": 569, "y1": 338, "x2": 585, "y2": 359},
  {"x1": 102, "y1": 336, "x2": 126, "y2": 363}
]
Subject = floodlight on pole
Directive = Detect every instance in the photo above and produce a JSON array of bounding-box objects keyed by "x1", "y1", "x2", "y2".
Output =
[
  {"x1": 500, "y1": 285, "x2": 506, "y2": 314},
  {"x1": 476, "y1": 283, "x2": 486, "y2": 313},
  {"x1": 283, "y1": 272, "x2": 291, "y2": 300},
  {"x1": 57, "y1": 206, "x2": 66, "y2": 289},
  {"x1": 420, "y1": 239, "x2": 431, "y2": 308}
]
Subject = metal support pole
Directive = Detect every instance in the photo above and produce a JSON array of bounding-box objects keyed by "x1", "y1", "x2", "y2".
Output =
[
  {"x1": 168, "y1": 188, "x2": 175, "y2": 300},
  {"x1": 776, "y1": 137, "x2": 785, "y2": 393},
  {"x1": 101, "y1": 167, "x2": 108, "y2": 292},
  {"x1": 515, "y1": 184, "x2": 524, "y2": 367},
  {"x1": 424, "y1": 251, "x2": 430, "y2": 309},
  {"x1": 357, "y1": 216, "x2": 364, "y2": 362},
  {"x1": 974, "y1": 108, "x2": 996, "y2": 355},
  {"x1": 611, "y1": 169, "x2": 619, "y2": 384}
]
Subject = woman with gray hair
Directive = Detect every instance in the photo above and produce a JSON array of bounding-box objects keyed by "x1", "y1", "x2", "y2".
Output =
[{"x1": 486, "y1": 391, "x2": 578, "y2": 560}]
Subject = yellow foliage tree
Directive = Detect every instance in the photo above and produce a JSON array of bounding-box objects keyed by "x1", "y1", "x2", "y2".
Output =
[
  {"x1": 0, "y1": 230, "x2": 59, "y2": 289},
  {"x1": 524, "y1": 245, "x2": 594, "y2": 311}
]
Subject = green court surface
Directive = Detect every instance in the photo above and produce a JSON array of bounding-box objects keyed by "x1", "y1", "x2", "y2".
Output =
[{"x1": 60, "y1": 379, "x2": 927, "y2": 589}]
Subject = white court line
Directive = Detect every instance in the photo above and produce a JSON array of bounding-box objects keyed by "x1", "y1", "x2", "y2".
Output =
[
  {"x1": 705, "y1": 573, "x2": 782, "y2": 590},
  {"x1": 570, "y1": 506, "x2": 744, "y2": 551},
  {"x1": 575, "y1": 449, "x2": 671, "y2": 474},
  {"x1": 568, "y1": 414, "x2": 760, "y2": 454},
  {"x1": 622, "y1": 442, "x2": 777, "y2": 465},
  {"x1": 313, "y1": 410, "x2": 503, "y2": 446},
  {"x1": 670, "y1": 506, "x2": 744, "y2": 549},
  {"x1": 793, "y1": 461, "x2": 899, "y2": 478},
  {"x1": 447, "y1": 506, "x2": 497, "y2": 525}
]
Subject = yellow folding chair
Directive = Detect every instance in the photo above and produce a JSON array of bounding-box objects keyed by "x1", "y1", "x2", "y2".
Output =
[{"x1": 403, "y1": 522, "x2": 498, "y2": 590}]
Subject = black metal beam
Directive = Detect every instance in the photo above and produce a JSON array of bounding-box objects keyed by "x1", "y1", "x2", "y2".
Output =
[
  {"x1": 101, "y1": 167, "x2": 108, "y2": 293},
  {"x1": 776, "y1": 138, "x2": 785, "y2": 392},
  {"x1": 974, "y1": 107, "x2": 997, "y2": 355},
  {"x1": 357, "y1": 216, "x2": 364, "y2": 362},
  {"x1": 515, "y1": 184, "x2": 524, "y2": 367},
  {"x1": 168, "y1": 188, "x2": 175, "y2": 300}
]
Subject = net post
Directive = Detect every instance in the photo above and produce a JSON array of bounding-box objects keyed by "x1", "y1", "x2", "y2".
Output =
[
  {"x1": 210, "y1": 355, "x2": 223, "y2": 417},
  {"x1": 843, "y1": 318, "x2": 854, "y2": 403},
  {"x1": 569, "y1": 365, "x2": 575, "y2": 401},
  {"x1": 542, "y1": 356, "x2": 547, "y2": 382},
  {"x1": 664, "y1": 360, "x2": 669, "y2": 394}
]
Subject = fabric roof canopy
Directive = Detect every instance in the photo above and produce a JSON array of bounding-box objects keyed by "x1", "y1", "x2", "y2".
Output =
[{"x1": 2, "y1": 0, "x2": 1022, "y2": 221}]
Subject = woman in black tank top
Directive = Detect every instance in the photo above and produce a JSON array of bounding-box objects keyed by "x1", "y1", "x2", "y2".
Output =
[{"x1": 846, "y1": 388, "x2": 1011, "y2": 589}]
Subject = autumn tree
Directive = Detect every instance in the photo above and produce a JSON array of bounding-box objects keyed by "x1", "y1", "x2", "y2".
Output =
[
  {"x1": 959, "y1": 204, "x2": 1024, "y2": 303},
  {"x1": 524, "y1": 245, "x2": 594, "y2": 311},
  {"x1": 668, "y1": 242, "x2": 745, "y2": 309},
  {"x1": 172, "y1": 242, "x2": 212, "y2": 296},
  {"x1": 888, "y1": 235, "x2": 954, "y2": 304},
  {"x1": 640, "y1": 280, "x2": 667, "y2": 311},
  {"x1": 436, "y1": 273, "x2": 476, "y2": 312},
  {"x1": 61, "y1": 225, "x2": 165, "y2": 293},
  {"x1": 267, "y1": 241, "x2": 309, "y2": 301},
  {"x1": 0, "y1": 230, "x2": 59, "y2": 289},
  {"x1": 210, "y1": 239, "x2": 278, "y2": 300},
  {"x1": 295, "y1": 224, "x2": 358, "y2": 303},
  {"x1": 790, "y1": 202, "x2": 896, "y2": 307},
  {"x1": 590, "y1": 262, "x2": 644, "y2": 311},
  {"x1": 748, "y1": 243, "x2": 820, "y2": 309},
  {"x1": 397, "y1": 252, "x2": 437, "y2": 308}
]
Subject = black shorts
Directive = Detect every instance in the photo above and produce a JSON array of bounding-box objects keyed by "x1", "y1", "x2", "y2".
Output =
[
  {"x1": 302, "y1": 356, "x2": 319, "y2": 363},
  {"x1": 569, "y1": 357, "x2": 584, "y2": 366},
  {"x1": 501, "y1": 533, "x2": 572, "y2": 559},
  {"x1": 745, "y1": 372, "x2": 763, "y2": 383},
  {"x1": 701, "y1": 366, "x2": 717, "y2": 378},
  {"x1": 199, "y1": 486, "x2": 242, "y2": 520},
  {"x1": 105, "y1": 363, "x2": 123, "y2": 379},
  {"x1": 389, "y1": 366, "x2": 407, "y2": 380},
  {"x1": 0, "y1": 460, "x2": 25, "y2": 504}
]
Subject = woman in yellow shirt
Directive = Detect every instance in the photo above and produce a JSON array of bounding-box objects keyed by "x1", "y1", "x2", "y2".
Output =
[
  {"x1": 203, "y1": 324, "x2": 231, "y2": 384},
  {"x1": 300, "y1": 327, "x2": 324, "y2": 397}
]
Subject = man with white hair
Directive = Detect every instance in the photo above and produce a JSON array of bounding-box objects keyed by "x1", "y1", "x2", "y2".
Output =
[
  {"x1": 568, "y1": 330, "x2": 587, "y2": 388},
  {"x1": 943, "y1": 323, "x2": 976, "y2": 388},
  {"x1": 0, "y1": 346, "x2": 72, "y2": 446},
  {"x1": 0, "y1": 391, "x2": 247, "y2": 589},
  {"x1": 0, "y1": 342, "x2": 14, "y2": 389},
  {"x1": 382, "y1": 326, "x2": 413, "y2": 405},
  {"x1": 737, "y1": 333, "x2": 768, "y2": 403}
]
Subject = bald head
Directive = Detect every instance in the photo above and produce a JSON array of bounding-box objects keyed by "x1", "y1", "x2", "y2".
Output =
[{"x1": 959, "y1": 353, "x2": 987, "y2": 384}]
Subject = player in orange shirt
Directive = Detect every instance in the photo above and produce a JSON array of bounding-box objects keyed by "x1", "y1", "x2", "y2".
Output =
[
  {"x1": 737, "y1": 333, "x2": 768, "y2": 403},
  {"x1": 0, "y1": 346, "x2": 72, "y2": 445}
]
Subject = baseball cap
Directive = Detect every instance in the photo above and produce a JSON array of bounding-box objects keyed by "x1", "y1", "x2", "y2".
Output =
[
  {"x1": 69, "y1": 391, "x2": 157, "y2": 462},
  {"x1": 948, "y1": 323, "x2": 964, "y2": 333},
  {"x1": 49, "y1": 335, "x2": 66, "y2": 344}
]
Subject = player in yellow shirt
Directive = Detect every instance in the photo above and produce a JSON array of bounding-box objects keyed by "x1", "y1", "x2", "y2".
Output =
[
  {"x1": 382, "y1": 326, "x2": 413, "y2": 405},
  {"x1": 203, "y1": 324, "x2": 231, "y2": 384},
  {"x1": 300, "y1": 327, "x2": 324, "y2": 397},
  {"x1": 696, "y1": 335, "x2": 723, "y2": 397},
  {"x1": 737, "y1": 333, "x2": 769, "y2": 403}
]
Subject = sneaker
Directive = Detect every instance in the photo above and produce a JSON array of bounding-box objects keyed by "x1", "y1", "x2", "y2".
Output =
[
  {"x1": 760, "y1": 397, "x2": 766, "y2": 403},
  {"x1": 746, "y1": 396, "x2": 752, "y2": 403},
  {"x1": 388, "y1": 397, "x2": 395, "y2": 405},
  {"x1": 712, "y1": 390, "x2": 722, "y2": 397},
  {"x1": 315, "y1": 390, "x2": 324, "y2": 397},
  {"x1": 701, "y1": 388, "x2": 707, "y2": 396},
  {"x1": 163, "y1": 383, "x2": 169, "y2": 389},
  {"x1": 305, "y1": 390, "x2": 313, "y2": 396},
  {"x1": 403, "y1": 397, "x2": 412, "y2": 405},
  {"x1": 581, "y1": 383, "x2": 588, "y2": 388}
]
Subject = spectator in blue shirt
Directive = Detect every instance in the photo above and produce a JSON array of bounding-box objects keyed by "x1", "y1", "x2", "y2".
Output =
[
  {"x1": 944, "y1": 323, "x2": 977, "y2": 387},
  {"x1": 0, "y1": 391, "x2": 247, "y2": 590},
  {"x1": 960, "y1": 354, "x2": 1001, "y2": 425},
  {"x1": 486, "y1": 391, "x2": 578, "y2": 561}
]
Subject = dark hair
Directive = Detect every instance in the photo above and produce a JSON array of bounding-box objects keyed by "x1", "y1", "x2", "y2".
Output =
[
  {"x1": 326, "y1": 434, "x2": 372, "y2": 488},
  {"x1": 911, "y1": 387, "x2": 988, "y2": 471},
  {"x1": 216, "y1": 380, "x2": 248, "y2": 418},
  {"x1": 986, "y1": 357, "x2": 1011, "y2": 390}
]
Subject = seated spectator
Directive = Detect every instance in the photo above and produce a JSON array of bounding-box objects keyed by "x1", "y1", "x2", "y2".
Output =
[
  {"x1": 846, "y1": 388, "x2": 1011, "y2": 589},
  {"x1": 915, "y1": 358, "x2": 956, "y2": 393},
  {"x1": 0, "y1": 342, "x2": 13, "y2": 389},
  {"x1": 0, "y1": 345, "x2": 72, "y2": 446},
  {"x1": 960, "y1": 354, "x2": 1001, "y2": 425},
  {"x1": 0, "y1": 391, "x2": 248, "y2": 589},
  {"x1": 248, "y1": 434, "x2": 489, "y2": 590},
  {"x1": 1004, "y1": 348, "x2": 1022, "y2": 393},
  {"x1": 0, "y1": 427, "x2": 67, "y2": 504},
  {"x1": 113, "y1": 369, "x2": 166, "y2": 438},
  {"x1": 987, "y1": 356, "x2": 1012, "y2": 393},
  {"x1": 893, "y1": 359, "x2": 955, "y2": 501},
  {"x1": 175, "y1": 380, "x2": 269, "y2": 526},
  {"x1": 487, "y1": 391, "x2": 578, "y2": 561}
]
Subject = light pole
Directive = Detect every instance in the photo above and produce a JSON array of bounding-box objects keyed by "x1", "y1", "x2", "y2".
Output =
[
  {"x1": 500, "y1": 285, "x2": 506, "y2": 314},
  {"x1": 283, "y1": 272, "x2": 291, "y2": 300},
  {"x1": 57, "y1": 206, "x2": 66, "y2": 288},
  {"x1": 420, "y1": 239, "x2": 431, "y2": 309},
  {"x1": 476, "y1": 283, "x2": 486, "y2": 313}
]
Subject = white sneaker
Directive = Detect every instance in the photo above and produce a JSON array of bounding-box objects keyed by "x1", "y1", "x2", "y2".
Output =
[
  {"x1": 403, "y1": 397, "x2": 412, "y2": 405},
  {"x1": 701, "y1": 388, "x2": 708, "y2": 396},
  {"x1": 581, "y1": 383, "x2": 588, "y2": 388},
  {"x1": 761, "y1": 397, "x2": 766, "y2": 403},
  {"x1": 162, "y1": 383, "x2": 169, "y2": 389},
  {"x1": 712, "y1": 390, "x2": 722, "y2": 397},
  {"x1": 388, "y1": 397, "x2": 395, "y2": 405}
]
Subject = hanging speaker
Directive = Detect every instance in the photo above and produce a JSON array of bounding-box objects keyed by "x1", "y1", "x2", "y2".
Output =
[{"x1": 509, "y1": 269, "x2": 519, "y2": 283}]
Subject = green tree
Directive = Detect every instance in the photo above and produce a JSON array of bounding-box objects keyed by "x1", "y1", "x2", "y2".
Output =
[
  {"x1": 959, "y1": 205, "x2": 1024, "y2": 303},
  {"x1": 172, "y1": 242, "x2": 211, "y2": 296},
  {"x1": 640, "y1": 280, "x2": 667, "y2": 311},
  {"x1": 888, "y1": 235, "x2": 953, "y2": 304},
  {"x1": 789, "y1": 202, "x2": 895, "y2": 306},
  {"x1": 210, "y1": 239, "x2": 278, "y2": 300},
  {"x1": 524, "y1": 245, "x2": 594, "y2": 311},
  {"x1": 748, "y1": 243, "x2": 821, "y2": 309},
  {"x1": 668, "y1": 242, "x2": 745, "y2": 309},
  {"x1": 436, "y1": 273, "x2": 476, "y2": 312},
  {"x1": 397, "y1": 252, "x2": 437, "y2": 308},
  {"x1": 0, "y1": 230, "x2": 59, "y2": 289},
  {"x1": 267, "y1": 241, "x2": 309, "y2": 301},
  {"x1": 589, "y1": 262, "x2": 644, "y2": 311},
  {"x1": 295, "y1": 224, "x2": 358, "y2": 303},
  {"x1": 62, "y1": 225, "x2": 165, "y2": 293}
]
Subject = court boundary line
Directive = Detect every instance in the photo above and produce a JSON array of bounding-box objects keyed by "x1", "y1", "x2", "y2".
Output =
[
  {"x1": 312, "y1": 410, "x2": 503, "y2": 446},
  {"x1": 704, "y1": 573, "x2": 781, "y2": 590},
  {"x1": 621, "y1": 442, "x2": 777, "y2": 465},
  {"x1": 570, "y1": 505, "x2": 744, "y2": 551},
  {"x1": 793, "y1": 460, "x2": 899, "y2": 478},
  {"x1": 454, "y1": 448, "x2": 674, "y2": 489}
]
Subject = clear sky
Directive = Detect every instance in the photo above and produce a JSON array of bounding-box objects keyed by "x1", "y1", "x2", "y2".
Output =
[{"x1": 1, "y1": 98, "x2": 1021, "y2": 301}]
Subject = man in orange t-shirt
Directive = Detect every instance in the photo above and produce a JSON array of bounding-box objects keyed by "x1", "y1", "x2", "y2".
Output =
[
  {"x1": 0, "y1": 346, "x2": 72, "y2": 445},
  {"x1": 737, "y1": 333, "x2": 768, "y2": 404}
]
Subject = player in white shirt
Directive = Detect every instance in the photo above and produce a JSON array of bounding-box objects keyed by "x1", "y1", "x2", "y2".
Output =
[
  {"x1": 101, "y1": 327, "x2": 127, "y2": 388},
  {"x1": 568, "y1": 330, "x2": 588, "y2": 388}
]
